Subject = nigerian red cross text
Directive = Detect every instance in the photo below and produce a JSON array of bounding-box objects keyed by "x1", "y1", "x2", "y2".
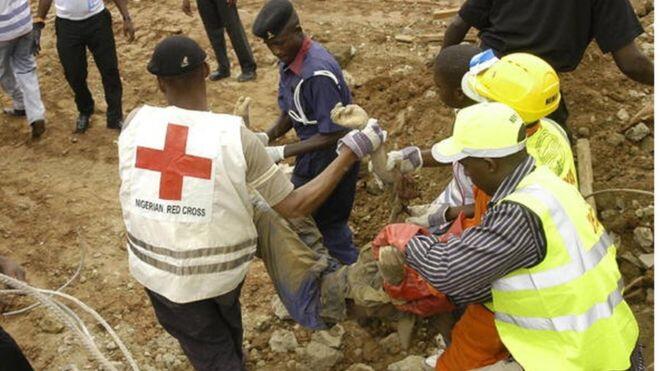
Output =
[{"x1": 135, "y1": 123, "x2": 212, "y2": 201}]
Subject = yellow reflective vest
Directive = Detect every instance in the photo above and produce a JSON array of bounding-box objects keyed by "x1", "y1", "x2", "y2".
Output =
[
  {"x1": 489, "y1": 166, "x2": 638, "y2": 370},
  {"x1": 526, "y1": 118, "x2": 577, "y2": 186}
]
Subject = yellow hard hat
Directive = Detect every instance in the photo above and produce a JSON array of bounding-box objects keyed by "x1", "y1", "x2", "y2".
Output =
[
  {"x1": 432, "y1": 102, "x2": 526, "y2": 163},
  {"x1": 462, "y1": 52, "x2": 561, "y2": 123}
]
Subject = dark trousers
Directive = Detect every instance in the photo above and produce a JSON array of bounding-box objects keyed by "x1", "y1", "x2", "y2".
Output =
[
  {"x1": 146, "y1": 283, "x2": 245, "y2": 371},
  {"x1": 196, "y1": 0, "x2": 256, "y2": 73},
  {"x1": 0, "y1": 325, "x2": 33, "y2": 371},
  {"x1": 55, "y1": 9, "x2": 123, "y2": 126}
]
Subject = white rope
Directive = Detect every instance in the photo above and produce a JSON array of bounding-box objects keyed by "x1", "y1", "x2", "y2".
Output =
[
  {"x1": 583, "y1": 188, "x2": 654, "y2": 199},
  {"x1": 3, "y1": 231, "x2": 86, "y2": 316},
  {"x1": 0, "y1": 273, "x2": 116, "y2": 370}
]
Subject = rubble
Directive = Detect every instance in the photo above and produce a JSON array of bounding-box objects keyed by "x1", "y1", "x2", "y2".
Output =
[
  {"x1": 311, "y1": 324, "x2": 345, "y2": 349},
  {"x1": 346, "y1": 363, "x2": 376, "y2": 371},
  {"x1": 271, "y1": 296, "x2": 292, "y2": 320},
  {"x1": 302, "y1": 341, "x2": 343, "y2": 370},
  {"x1": 269, "y1": 329, "x2": 298, "y2": 353},
  {"x1": 633, "y1": 226, "x2": 654, "y2": 250},
  {"x1": 638, "y1": 253, "x2": 654, "y2": 269},
  {"x1": 387, "y1": 355, "x2": 430, "y2": 371},
  {"x1": 379, "y1": 333, "x2": 401, "y2": 354},
  {"x1": 625, "y1": 123, "x2": 651, "y2": 142}
]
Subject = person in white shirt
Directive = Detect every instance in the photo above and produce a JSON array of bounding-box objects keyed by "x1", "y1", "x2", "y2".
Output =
[
  {"x1": 0, "y1": 0, "x2": 46, "y2": 140},
  {"x1": 34, "y1": 0, "x2": 134, "y2": 133}
]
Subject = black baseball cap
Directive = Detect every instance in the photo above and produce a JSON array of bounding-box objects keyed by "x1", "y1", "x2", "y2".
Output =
[{"x1": 147, "y1": 36, "x2": 207, "y2": 76}]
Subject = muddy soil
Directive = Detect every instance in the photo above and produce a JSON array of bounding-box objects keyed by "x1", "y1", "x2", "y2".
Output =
[{"x1": 0, "y1": 0, "x2": 653, "y2": 370}]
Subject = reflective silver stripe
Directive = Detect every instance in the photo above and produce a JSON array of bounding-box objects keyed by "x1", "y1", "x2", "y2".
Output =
[
  {"x1": 288, "y1": 70, "x2": 340, "y2": 126},
  {"x1": 129, "y1": 243, "x2": 255, "y2": 276},
  {"x1": 495, "y1": 280, "x2": 624, "y2": 332},
  {"x1": 493, "y1": 185, "x2": 612, "y2": 292},
  {"x1": 127, "y1": 232, "x2": 257, "y2": 259}
]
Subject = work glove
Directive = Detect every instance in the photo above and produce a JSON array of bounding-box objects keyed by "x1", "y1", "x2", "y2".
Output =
[
  {"x1": 337, "y1": 119, "x2": 387, "y2": 159},
  {"x1": 266, "y1": 145, "x2": 285, "y2": 163},
  {"x1": 330, "y1": 103, "x2": 370, "y2": 129},
  {"x1": 386, "y1": 146, "x2": 423, "y2": 174},
  {"x1": 405, "y1": 204, "x2": 448, "y2": 228},
  {"x1": 31, "y1": 22, "x2": 44, "y2": 56},
  {"x1": 255, "y1": 132, "x2": 269, "y2": 146}
]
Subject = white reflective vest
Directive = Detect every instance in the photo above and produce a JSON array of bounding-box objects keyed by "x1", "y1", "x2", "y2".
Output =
[{"x1": 118, "y1": 105, "x2": 257, "y2": 303}]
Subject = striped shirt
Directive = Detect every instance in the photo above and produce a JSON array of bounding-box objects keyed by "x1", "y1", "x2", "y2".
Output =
[
  {"x1": 0, "y1": 0, "x2": 32, "y2": 42},
  {"x1": 405, "y1": 156, "x2": 547, "y2": 306}
]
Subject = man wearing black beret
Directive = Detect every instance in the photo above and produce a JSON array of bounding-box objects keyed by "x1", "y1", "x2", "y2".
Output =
[{"x1": 252, "y1": 0, "x2": 361, "y2": 265}]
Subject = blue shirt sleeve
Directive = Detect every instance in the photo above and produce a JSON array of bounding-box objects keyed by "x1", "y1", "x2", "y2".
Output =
[{"x1": 300, "y1": 76, "x2": 350, "y2": 134}]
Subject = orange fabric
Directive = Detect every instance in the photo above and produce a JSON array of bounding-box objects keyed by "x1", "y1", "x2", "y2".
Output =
[
  {"x1": 463, "y1": 186, "x2": 491, "y2": 229},
  {"x1": 437, "y1": 187, "x2": 510, "y2": 370},
  {"x1": 371, "y1": 224, "x2": 455, "y2": 316},
  {"x1": 437, "y1": 304, "x2": 509, "y2": 371}
]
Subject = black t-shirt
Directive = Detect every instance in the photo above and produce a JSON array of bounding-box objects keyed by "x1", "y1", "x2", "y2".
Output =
[{"x1": 458, "y1": 0, "x2": 644, "y2": 72}]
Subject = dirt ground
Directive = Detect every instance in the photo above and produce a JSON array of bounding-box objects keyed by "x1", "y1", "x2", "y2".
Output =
[{"x1": 0, "y1": 0, "x2": 654, "y2": 370}]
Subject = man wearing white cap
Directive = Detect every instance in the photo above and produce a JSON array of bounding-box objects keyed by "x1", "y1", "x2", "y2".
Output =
[{"x1": 401, "y1": 102, "x2": 641, "y2": 370}]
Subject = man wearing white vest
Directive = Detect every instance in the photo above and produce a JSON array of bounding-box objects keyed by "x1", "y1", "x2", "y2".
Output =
[{"x1": 117, "y1": 35, "x2": 385, "y2": 370}]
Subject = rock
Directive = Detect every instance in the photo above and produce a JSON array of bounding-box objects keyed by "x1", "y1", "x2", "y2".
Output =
[
  {"x1": 394, "y1": 34, "x2": 415, "y2": 43},
  {"x1": 616, "y1": 108, "x2": 630, "y2": 122},
  {"x1": 346, "y1": 364, "x2": 375, "y2": 371},
  {"x1": 38, "y1": 317, "x2": 64, "y2": 334},
  {"x1": 303, "y1": 341, "x2": 343, "y2": 370},
  {"x1": 638, "y1": 254, "x2": 654, "y2": 269},
  {"x1": 633, "y1": 226, "x2": 654, "y2": 250},
  {"x1": 325, "y1": 42, "x2": 356, "y2": 68},
  {"x1": 625, "y1": 123, "x2": 651, "y2": 142},
  {"x1": 605, "y1": 133, "x2": 626, "y2": 146},
  {"x1": 269, "y1": 329, "x2": 298, "y2": 353},
  {"x1": 105, "y1": 341, "x2": 118, "y2": 351},
  {"x1": 379, "y1": 333, "x2": 401, "y2": 355},
  {"x1": 646, "y1": 288, "x2": 654, "y2": 305},
  {"x1": 424, "y1": 89, "x2": 438, "y2": 99},
  {"x1": 311, "y1": 324, "x2": 345, "y2": 349},
  {"x1": 254, "y1": 315, "x2": 271, "y2": 332},
  {"x1": 271, "y1": 296, "x2": 291, "y2": 320},
  {"x1": 387, "y1": 355, "x2": 428, "y2": 371},
  {"x1": 256, "y1": 359, "x2": 266, "y2": 368},
  {"x1": 434, "y1": 333, "x2": 447, "y2": 349},
  {"x1": 620, "y1": 251, "x2": 644, "y2": 268},
  {"x1": 618, "y1": 260, "x2": 642, "y2": 279},
  {"x1": 577, "y1": 126, "x2": 590, "y2": 138},
  {"x1": 600, "y1": 209, "x2": 619, "y2": 221}
]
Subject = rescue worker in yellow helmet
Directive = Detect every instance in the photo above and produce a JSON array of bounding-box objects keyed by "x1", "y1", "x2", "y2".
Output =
[
  {"x1": 341, "y1": 47, "x2": 581, "y2": 370},
  {"x1": 404, "y1": 102, "x2": 641, "y2": 370}
]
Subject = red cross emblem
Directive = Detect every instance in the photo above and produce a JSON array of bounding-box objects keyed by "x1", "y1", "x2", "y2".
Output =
[{"x1": 135, "y1": 123, "x2": 212, "y2": 201}]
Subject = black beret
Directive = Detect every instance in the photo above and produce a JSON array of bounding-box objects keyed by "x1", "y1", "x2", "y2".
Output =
[
  {"x1": 252, "y1": 0, "x2": 296, "y2": 40},
  {"x1": 147, "y1": 36, "x2": 207, "y2": 77}
]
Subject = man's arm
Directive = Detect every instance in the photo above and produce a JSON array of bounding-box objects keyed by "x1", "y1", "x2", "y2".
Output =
[
  {"x1": 110, "y1": 0, "x2": 135, "y2": 41},
  {"x1": 442, "y1": 15, "x2": 471, "y2": 48},
  {"x1": 405, "y1": 201, "x2": 545, "y2": 305},
  {"x1": 282, "y1": 131, "x2": 346, "y2": 158},
  {"x1": 265, "y1": 111, "x2": 293, "y2": 142},
  {"x1": 35, "y1": 0, "x2": 53, "y2": 20},
  {"x1": 273, "y1": 148, "x2": 358, "y2": 218},
  {"x1": 612, "y1": 41, "x2": 654, "y2": 85}
]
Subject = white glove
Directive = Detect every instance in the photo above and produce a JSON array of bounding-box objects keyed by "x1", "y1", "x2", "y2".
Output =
[
  {"x1": 337, "y1": 119, "x2": 387, "y2": 159},
  {"x1": 387, "y1": 146, "x2": 423, "y2": 174},
  {"x1": 265, "y1": 145, "x2": 285, "y2": 163},
  {"x1": 255, "y1": 132, "x2": 270, "y2": 146},
  {"x1": 330, "y1": 102, "x2": 370, "y2": 129},
  {"x1": 405, "y1": 204, "x2": 448, "y2": 228}
]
